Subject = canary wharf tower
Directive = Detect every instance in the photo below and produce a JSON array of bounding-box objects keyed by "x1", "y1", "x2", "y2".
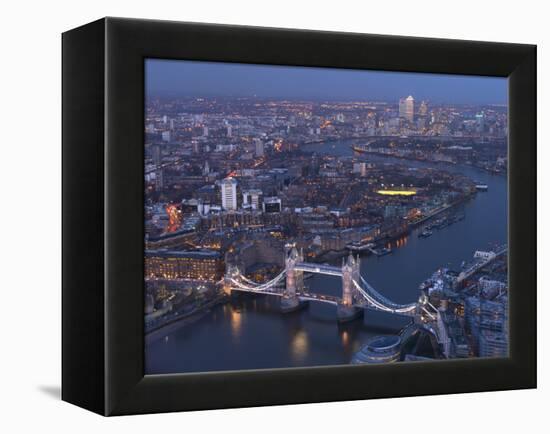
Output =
[{"x1": 399, "y1": 95, "x2": 415, "y2": 123}]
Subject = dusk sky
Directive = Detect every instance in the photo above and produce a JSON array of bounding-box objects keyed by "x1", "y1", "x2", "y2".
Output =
[{"x1": 145, "y1": 59, "x2": 507, "y2": 105}]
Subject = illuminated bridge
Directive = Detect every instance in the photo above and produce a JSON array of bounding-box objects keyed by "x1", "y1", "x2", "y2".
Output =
[{"x1": 224, "y1": 246, "x2": 438, "y2": 321}]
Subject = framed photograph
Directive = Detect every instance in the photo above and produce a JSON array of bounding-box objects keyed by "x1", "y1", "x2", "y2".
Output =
[{"x1": 62, "y1": 17, "x2": 536, "y2": 415}]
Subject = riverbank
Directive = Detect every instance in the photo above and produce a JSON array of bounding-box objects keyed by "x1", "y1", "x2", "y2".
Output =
[
  {"x1": 410, "y1": 194, "x2": 474, "y2": 228},
  {"x1": 311, "y1": 194, "x2": 472, "y2": 265},
  {"x1": 145, "y1": 293, "x2": 228, "y2": 343},
  {"x1": 351, "y1": 147, "x2": 506, "y2": 177}
]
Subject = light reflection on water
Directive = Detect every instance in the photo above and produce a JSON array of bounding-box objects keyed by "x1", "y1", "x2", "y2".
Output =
[
  {"x1": 290, "y1": 330, "x2": 309, "y2": 363},
  {"x1": 230, "y1": 308, "x2": 242, "y2": 338}
]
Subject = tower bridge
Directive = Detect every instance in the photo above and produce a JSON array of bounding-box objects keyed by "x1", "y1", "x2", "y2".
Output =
[{"x1": 224, "y1": 246, "x2": 437, "y2": 322}]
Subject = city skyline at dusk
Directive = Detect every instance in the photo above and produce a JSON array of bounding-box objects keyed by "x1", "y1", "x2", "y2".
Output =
[
  {"x1": 144, "y1": 59, "x2": 509, "y2": 375},
  {"x1": 146, "y1": 59, "x2": 508, "y2": 105}
]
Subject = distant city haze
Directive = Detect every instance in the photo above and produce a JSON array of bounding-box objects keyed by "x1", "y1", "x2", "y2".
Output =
[{"x1": 146, "y1": 59, "x2": 507, "y2": 105}]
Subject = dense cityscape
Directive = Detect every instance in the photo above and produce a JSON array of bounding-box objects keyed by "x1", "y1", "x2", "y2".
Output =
[{"x1": 144, "y1": 66, "x2": 509, "y2": 373}]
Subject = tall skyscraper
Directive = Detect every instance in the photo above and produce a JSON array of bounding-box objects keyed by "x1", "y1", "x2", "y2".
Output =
[
  {"x1": 220, "y1": 177, "x2": 238, "y2": 211},
  {"x1": 254, "y1": 138, "x2": 264, "y2": 157},
  {"x1": 399, "y1": 95, "x2": 415, "y2": 123},
  {"x1": 476, "y1": 111, "x2": 485, "y2": 133},
  {"x1": 419, "y1": 100, "x2": 428, "y2": 116}
]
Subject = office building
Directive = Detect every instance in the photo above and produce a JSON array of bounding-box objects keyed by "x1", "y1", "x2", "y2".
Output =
[
  {"x1": 418, "y1": 100, "x2": 428, "y2": 116},
  {"x1": 254, "y1": 138, "x2": 264, "y2": 157},
  {"x1": 399, "y1": 95, "x2": 415, "y2": 123},
  {"x1": 243, "y1": 189, "x2": 263, "y2": 210},
  {"x1": 479, "y1": 329, "x2": 508, "y2": 358},
  {"x1": 161, "y1": 130, "x2": 172, "y2": 142},
  {"x1": 220, "y1": 177, "x2": 238, "y2": 211},
  {"x1": 263, "y1": 196, "x2": 282, "y2": 213}
]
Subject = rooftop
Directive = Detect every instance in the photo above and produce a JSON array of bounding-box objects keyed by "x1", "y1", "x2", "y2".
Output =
[{"x1": 146, "y1": 249, "x2": 222, "y2": 259}]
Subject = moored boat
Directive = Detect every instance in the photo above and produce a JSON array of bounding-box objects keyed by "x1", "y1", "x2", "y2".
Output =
[{"x1": 418, "y1": 229, "x2": 433, "y2": 238}]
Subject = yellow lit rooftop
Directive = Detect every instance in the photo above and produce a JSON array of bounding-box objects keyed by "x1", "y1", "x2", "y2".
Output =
[{"x1": 376, "y1": 189, "x2": 417, "y2": 196}]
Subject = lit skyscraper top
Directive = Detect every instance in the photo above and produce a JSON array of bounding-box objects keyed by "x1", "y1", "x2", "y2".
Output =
[{"x1": 399, "y1": 95, "x2": 415, "y2": 123}]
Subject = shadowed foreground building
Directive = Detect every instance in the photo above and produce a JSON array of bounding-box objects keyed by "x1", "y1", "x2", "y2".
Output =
[{"x1": 351, "y1": 335, "x2": 402, "y2": 364}]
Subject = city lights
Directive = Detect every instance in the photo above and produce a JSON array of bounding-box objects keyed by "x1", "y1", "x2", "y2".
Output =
[{"x1": 144, "y1": 59, "x2": 508, "y2": 375}]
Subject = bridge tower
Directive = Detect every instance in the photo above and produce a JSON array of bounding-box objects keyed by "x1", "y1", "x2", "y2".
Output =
[
  {"x1": 296, "y1": 248, "x2": 305, "y2": 293},
  {"x1": 223, "y1": 264, "x2": 238, "y2": 295},
  {"x1": 337, "y1": 254, "x2": 362, "y2": 322},
  {"x1": 281, "y1": 246, "x2": 305, "y2": 312},
  {"x1": 341, "y1": 254, "x2": 360, "y2": 305}
]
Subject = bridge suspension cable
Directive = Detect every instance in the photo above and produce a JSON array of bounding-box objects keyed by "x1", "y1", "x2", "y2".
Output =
[
  {"x1": 237, "y1": 271, "x2": 286, "y2": 287},
  {"x1": 421, "y1": 306, "x2": 437, "y2": 320},
  {"x1": 352, "y1": 280, "x2": 416, "y2": 313},
  {"x1": 229, "y1": 269, "x2": 286, "y2": 292},
  {"x1": 357, "y1": 276, "x2": 417, "y2": 312}
]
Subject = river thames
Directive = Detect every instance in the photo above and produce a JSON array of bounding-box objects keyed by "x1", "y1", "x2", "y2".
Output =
[{"x1": 145, "y1": 140, "x2": 507, "y2": 375}]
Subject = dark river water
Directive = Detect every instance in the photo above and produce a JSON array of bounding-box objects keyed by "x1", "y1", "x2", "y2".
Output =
[{"x1": 145, "y1": 139, "x2": 507, "y2": 375}]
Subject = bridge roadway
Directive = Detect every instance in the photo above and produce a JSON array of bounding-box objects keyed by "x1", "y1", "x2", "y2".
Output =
[
  {"x1": 229, "y1": 285, "x2": 342, "y2": 305},
  {"x1": 294, "y1": 262, "x2": 343, "y2": 277}
]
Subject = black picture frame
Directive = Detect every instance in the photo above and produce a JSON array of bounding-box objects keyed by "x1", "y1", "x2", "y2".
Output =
[{"x1": 62, "y1": 17, "x2": 536, "y2": 416}]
